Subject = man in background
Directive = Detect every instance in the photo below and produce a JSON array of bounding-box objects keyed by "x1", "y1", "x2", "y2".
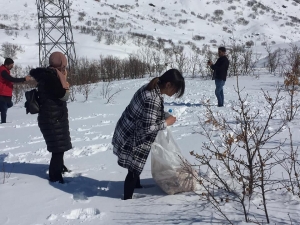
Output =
[
  {"x1": 208, "y1": 47, "x2": 230, "y2": 107},
  {"x1": 0, "y1": 58, "x2": 30, "y2": 123}
]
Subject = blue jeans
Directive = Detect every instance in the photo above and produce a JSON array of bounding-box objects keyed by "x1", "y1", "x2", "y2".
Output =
[
  {"x1": 215, "y1": 79, "x2": 225, "y2": 106},
  {"x1": 0, "y1": 100, "x2": 13, "y2": 123}
]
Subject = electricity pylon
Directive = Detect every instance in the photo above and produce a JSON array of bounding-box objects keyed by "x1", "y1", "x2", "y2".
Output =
[{"x1": 36, "y1": 0, "x2": 76, "y2": 69}]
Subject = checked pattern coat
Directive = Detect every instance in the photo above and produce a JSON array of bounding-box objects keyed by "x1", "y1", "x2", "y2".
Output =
[{"x1": 112, "y1": 84, "x2": 167, "y2": 175}]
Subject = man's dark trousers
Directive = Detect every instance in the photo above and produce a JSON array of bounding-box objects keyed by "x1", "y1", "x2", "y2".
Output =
[{"x1": 0, "y1": 99, "x2": 13, "y2": 123}]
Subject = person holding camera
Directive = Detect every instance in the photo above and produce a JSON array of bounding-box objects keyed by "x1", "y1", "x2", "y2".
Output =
[{"x1": 207, "y1": 47, "x2": 229, "y2": 107}]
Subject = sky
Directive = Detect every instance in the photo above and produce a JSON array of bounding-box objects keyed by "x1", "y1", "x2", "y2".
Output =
[{"x1": 1, "y1": 0, "x2": 300, "y2": 224}]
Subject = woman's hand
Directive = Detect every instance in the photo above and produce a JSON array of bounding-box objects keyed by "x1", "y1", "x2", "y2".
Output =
[{"x1": 166, "y1": 115, "x2": 176, "y2": 126}]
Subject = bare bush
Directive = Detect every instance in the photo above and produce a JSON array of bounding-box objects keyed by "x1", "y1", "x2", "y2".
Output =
[
  {"x1": 245, "y1": 40, "x2": 254, "y2": 47},
  {"x1": 192, "y1": 35, "x2": 205, "y2": 41},
  {"x1": 0, "y1": 42, "x2": 24, "y2": 59},
  {"x1": 100, "y1": 81, "x2": 122, "y2": 104},
  {"x1": 105, "y1": 32, "x2": 116, "y2": 45},
  {"x1": 227, "y1": 41, "x2": 244, "y2": 76},
  {"x1": 5, "y1": 29, "x2": 14, "y2": 36},
  {"x1": 78, "y1": 11, "x2": 86, "y2": 21},
  {"x1": 178, "y1": 19, "x2": 188, "y2": 24},
  {"x1": 284, "y1": 73, "x2": 300, "y2": 121},
  {"x1": 236, "y1": 17, "x2": 249, "y2": 26},
  {"x1": 278, "y1": 128, "x2": 300, "y2": 197},
  {"x1": 1, "y1": 162, "x2": 13, "y2": 184},
  {"x1": 228, "y1": 6, "x2": 236, "y2": 10},
  {"x1": 191, "y1": 79, "x2": 285, "y2": 224},
  {"x1": 213, "y1": 10, "x2": 224, "y2": 17}
]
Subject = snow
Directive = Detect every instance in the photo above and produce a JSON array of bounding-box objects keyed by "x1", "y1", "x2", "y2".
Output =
[
  {"x1": 1, "y1": 0, "x2": 300, "y2": 224},
  {"x1": 1, "y1": 73, "x2": 300, "y2": 224}
]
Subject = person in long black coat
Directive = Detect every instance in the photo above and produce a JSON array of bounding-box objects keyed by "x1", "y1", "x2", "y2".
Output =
[{"x1": 29, "y1": 52, "x2": 72, "y2": 183}]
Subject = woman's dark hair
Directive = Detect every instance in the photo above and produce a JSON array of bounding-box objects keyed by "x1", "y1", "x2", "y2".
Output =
[
  {"x1": 146, "y1": 69, "x2": 185, "y2": 98},
  {"x1": 4, "y1": 58, "x2": 14, "y2": 66}
]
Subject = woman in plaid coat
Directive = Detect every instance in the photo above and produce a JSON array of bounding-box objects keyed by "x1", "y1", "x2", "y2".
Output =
[{"x1": 112, "y1": 69, "x2": 185, "y2": 200}]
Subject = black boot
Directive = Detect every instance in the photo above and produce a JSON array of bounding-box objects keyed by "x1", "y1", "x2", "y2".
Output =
[
  {"x1": 62, "y1": 165, "x2": 70, "y2": 174},
  {"x1": 49, "y1": 152, "x2": 65, "y2": 183},
  {"x1": 135, "y1": 175, "x2": 143, "y2": 188},
  {"x1": 124, "y1": 170, "x2": 139, "y2": 200}
]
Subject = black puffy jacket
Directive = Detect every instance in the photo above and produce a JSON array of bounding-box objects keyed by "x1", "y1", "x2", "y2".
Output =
[{"x1": 30, "y1": 68, "x2": 72, "y2": 153}]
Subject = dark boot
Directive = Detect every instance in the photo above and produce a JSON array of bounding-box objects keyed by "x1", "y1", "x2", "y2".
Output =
[
  {"x1": 124, "y1": 170, "x2": 139, "y2": 200},
  {"x1": 135, "y1": 175, "x2": 143, "y2": 188},
  {"x1": 62, "y1": 165, "x2": 70, "y2": 174},
  {"x1": 49, "y1": 152, "x2": 64, "y2": 183}
]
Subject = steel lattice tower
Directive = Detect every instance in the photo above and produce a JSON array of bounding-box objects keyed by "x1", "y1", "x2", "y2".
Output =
[{"x1": 36, "y1": 0, "x2": 76, "y2": 69}]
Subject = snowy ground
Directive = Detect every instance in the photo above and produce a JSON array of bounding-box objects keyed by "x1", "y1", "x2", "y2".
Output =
[{"x1": 1, "y1": 72, "x2": 300, "y2": 225}]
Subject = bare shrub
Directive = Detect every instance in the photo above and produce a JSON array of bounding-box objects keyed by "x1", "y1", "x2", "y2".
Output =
[
  {"x1": 248, "y1": 13, "x2": 256, "y2": 19},
  {"x1": 227, "y1": 41, "x2": 244, "y2": 76},
  {"x1": 236, "y1": 17, "x2": 249, "y2": 25},
  {"x1": 280, "y1": 35, "x2": 286, "y2": 40},
  {"x1": 1, "y1": 162, "x2": 14, "y2": 184},
  {"x1": 245, "y1": 40, "x2": 254, "y2": 47},
  {"x1": 192, "y1": 35, "x2": 205, "y2": 41},
  {"x1": 105, "y1": 32, "x2": 116, "y2": 45},
  {"x1": 187, "y1": 52, "x2": 200, "y2": 78},
  {"x1": 178, "y1": 19, "x2": 188, "y2": 24},
  {"x1": 278, "y1": 128, "x2": 300, "y2": 197},
  {"x1": 180, "y1": 9, "x2": 187, "y2": 14},
  {"x1": 78, "y1": 11, "x2": 86, "y2": 21},
  {"x1": 96, "y1": 31, "x2": 103, "y2": 42},
  {"x1": 191, "y1": 80, "x2": 285, "y2": 224},
  {"x1": 0, "y1": 43, "x2": 24, "y2": 59},
  {"x1": 100, "y1": 81, "x2": 122, "y2": 104},
  {"x1": 213, "y1": 10, "x2": 224, "y2": 17},
  {"x1": 266, "y1": 48, "x2": 281, "y2": 74},
  {"x1": 228, "y1": 6, "x2": 236, "y2": 10},
  {"x1": 5, "y1": 29, "x2": 14, "y2": 36},
  {"x1": 123, "y1": 55, "x2": 148, "y2": 79},
  {"x1": 284, "y1": 71, "x2": 300, "y2": 121},
  {"x1": 72, "y1": 58, "x2": 100, "y2": 101}
]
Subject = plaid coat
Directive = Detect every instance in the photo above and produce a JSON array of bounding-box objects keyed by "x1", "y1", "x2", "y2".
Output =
[{"x1": 112, "y1": 84, "x2": 167, "y2": 175}]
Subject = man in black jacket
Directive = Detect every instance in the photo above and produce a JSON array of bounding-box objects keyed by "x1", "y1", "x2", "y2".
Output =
[{"x1": 208, "y1": 47, "x2": 229, "y2": 107}]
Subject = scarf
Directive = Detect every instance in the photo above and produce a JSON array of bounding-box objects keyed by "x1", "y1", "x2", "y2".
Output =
[{"x1": 49, "y1": 52, "x2": 69, "y2": 89}]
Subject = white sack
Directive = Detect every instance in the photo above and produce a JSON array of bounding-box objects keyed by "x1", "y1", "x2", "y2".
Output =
[{"x1": 151, "y1": 128, "x2": 197, "y2": 195}]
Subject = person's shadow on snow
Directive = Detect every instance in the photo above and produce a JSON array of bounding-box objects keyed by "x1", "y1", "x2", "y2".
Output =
[{"x1": 0, "y1": 154, "x2": 164, "y2": 200}]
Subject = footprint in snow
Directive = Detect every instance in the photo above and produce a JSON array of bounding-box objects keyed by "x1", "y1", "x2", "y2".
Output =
[
  {"x1": 47, "y1": 214, "x2": 58, "y2": 221},
  {"x1": 62, "y1": 208, "x2": 101, "y2": 220},
  {"x1": 132, "y1": 193, "x2": 147, "y2": 199},
  {"x1": 72, "y1": 192, "x2": 89, "y2": 202}
]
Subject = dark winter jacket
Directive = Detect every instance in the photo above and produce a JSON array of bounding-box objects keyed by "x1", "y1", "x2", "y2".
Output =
[
  {"x1": 30, "y1": 68, "x2": 72, "y2": 153},
  {"x1": 210, "y1": 56, "x2": 229, "y2": 81},
  {"x1": 112, "y1": 84, "x2": 167, "y2": 175}
]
